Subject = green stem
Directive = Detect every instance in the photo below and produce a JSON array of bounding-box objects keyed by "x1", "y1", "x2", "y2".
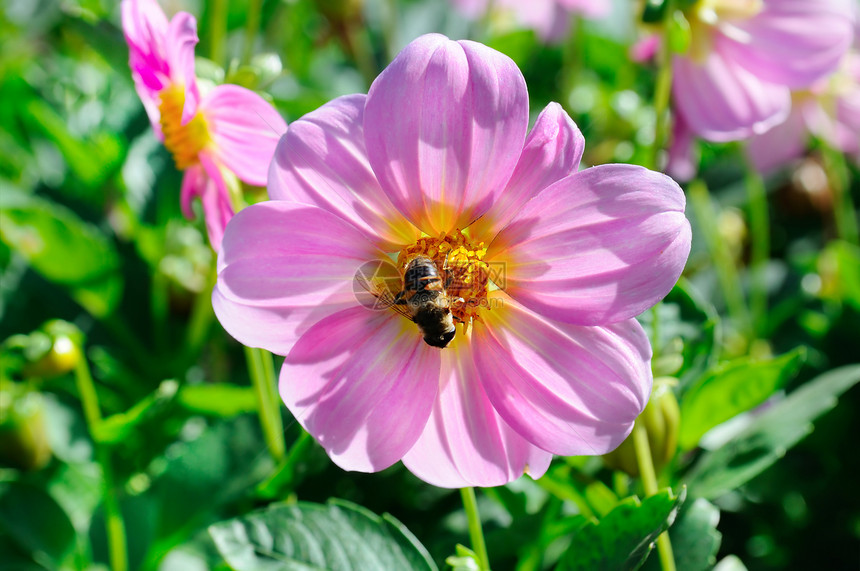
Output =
[
  {"x1": 256, "y1": 430, "x2": 315, "y2": 498},
  {"x1": 688, "y1": 179, "x2": 753, "y2": 339},
  {"x1": 244, "y1": 346, "x2": 286, "y2": 463},
  {"x1": 743, "y1": 159, "x2": 769, "y2": 336},
  {"x1": 632, "y1": 424, "x2": 676, "y2": 571},
  {"x1": 650, "y1": 24, "x2": 675, "y2": 172},
  {"x1": 184, "y1": 271, "x2": 216, "y2": 356},
  {"x1": 73, "y1": 357, "x2": 127, "y2": 571},
  {"x1": 209, "y1": 0, "x2": 228, "y2": 66},
  {"x1": 242, "y1": 0, "x2": 262, "y2": 65},
  {"x1": 460, "y1": 487, "x2": 490, "y2": 571},
  {"x1": 821, "y1": 144, "x2": 859, "y2": 245}
]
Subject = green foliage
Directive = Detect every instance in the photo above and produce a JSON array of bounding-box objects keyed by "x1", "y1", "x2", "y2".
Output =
[
  {"x1": 0, "y1": 481, "x2": 77, "y2": 569},
  {"x1": 641, "y1": 498, "x2": 721, "y2": 571},
  {"x1": 208, "y1": 499, "x2": 438, "y2": 571},
  {"x1": 558, "y1": 488, "x2": 684, "y2": 571}
]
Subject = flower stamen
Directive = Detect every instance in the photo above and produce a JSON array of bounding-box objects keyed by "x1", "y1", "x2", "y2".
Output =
[{"x1": 158, "y1": 84, "x2": 210, "y2": 170}]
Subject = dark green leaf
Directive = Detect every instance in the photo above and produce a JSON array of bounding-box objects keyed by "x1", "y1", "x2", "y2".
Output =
[
  {"x1": 641, "y1": 498, "x2": 721, "y2": 571},
  {"x1": 0, "y1": 481, "x2": 77, "y2": 569},
  {"x1": 208, "y1": 499, "x2": 438, "y2": 571},
  {"x1": 679, "y1": 347, "x2": 805, "y2": 449},
  {"x1": 558, "y1": 488, "x2": 684, "y2": 571},
  {"x1": 686, "y1": 364, "x2": 860, "y2": 499}
]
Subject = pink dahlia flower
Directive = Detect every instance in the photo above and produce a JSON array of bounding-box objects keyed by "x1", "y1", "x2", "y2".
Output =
[
  {"x1": 672, "y1": 0, "x2": 855, "y2": 143},
  {"x1": 213, "y1": 34, "x2": 691, "y2": 488},
  {"x1": 748, "y1": 46, "x2": 860, "y2": 171},
  {"x1": 451, "y1": 0, "x2": 611, "y2": 42},
  {"x1": 122, "y1": 0, "x2": 286, "y2": 249}
]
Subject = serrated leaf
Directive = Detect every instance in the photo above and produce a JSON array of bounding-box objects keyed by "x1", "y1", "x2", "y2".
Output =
[
  {"x1": 558, "y1": 488, "x2": 684, "y2": 571},
  {"x1": 0, "y1": 187, "x2": 121, "y2": 317},
  {"x1": 686, "y1": 364, "x2": 860, "y2": 499},
  {"x1": 209, "y1": 499, "x2": 438, "y2": 571},
  {"x1": 641, "y1": 498, "x2": 721, "y2": 571},
  {"x1": 679, "y1": 347, "x2": 805, "y2": 449}
]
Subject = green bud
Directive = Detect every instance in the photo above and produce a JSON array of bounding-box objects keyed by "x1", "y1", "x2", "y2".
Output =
[{"x1": 0, "y1": 386, "x2": 51, "y2": 470}]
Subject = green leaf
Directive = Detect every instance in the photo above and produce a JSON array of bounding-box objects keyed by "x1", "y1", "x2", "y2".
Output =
[
  {"x1": 0, "y1": 186, "x2": 121, "y2": 317},
  {"x1": 177, "y1": 383, "x2": 259, "y2": 417},
  {"x1": 641, "y1": 498, "x2": 721, "y2": 571},
  {"x1": 0, "y1": 481, "x2": 77, "y2": 569},
  {"x1": 95, "y1": 380, "x2": 179, "y2": 444},
  {"x1": 558, "y1": 488, "x2": 684, "y2": 571},
  {"x1": 208, "y1": 499, "x2": 438, "y2": 571},
  {"x1": 679, "y1": 347, "x2": 805, "y2": 449},
  {"x1": 686, "y1": 364, "x2": 860, "y2": 499}
]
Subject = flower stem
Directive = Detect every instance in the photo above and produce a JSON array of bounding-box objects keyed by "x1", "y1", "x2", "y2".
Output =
[
  {"x1": 256, "y1": 429, "x2": 315, "y2": 498},
  {"x1": 743, "y1": 158, "x2": 769, "y2": 337},
  {"x1": 632, "y1": 423, "x2": 676, "y2": 571},
  {"x1": 209, "y1": 0, "x2": 228, "y2": 66},
  {"x1": 688, "y1": 179, "x2": 753, "y2": 339},
  {"x1": 244, "y1": 346, "x2": 286, "y2": 463},
  {"x1": 821, "y1": 144, "x2": 859, "y2": 246},
  {"x1": 460, "y1": 487, "x2": 491, "y2": 571},
  {"x1": 650, "y1": 21, "x2": 675, "y2": 172},
  {"x1": 242, "y1": 0, "x2": 262, "y2": 65},
  {"x1": 73, "y1": 356, "x2": 127, "y2": 571}
]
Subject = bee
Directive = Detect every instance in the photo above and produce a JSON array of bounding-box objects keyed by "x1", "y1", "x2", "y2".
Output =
[{"x1": 392, "y1": 256, "x2": 463, "y2": 348}]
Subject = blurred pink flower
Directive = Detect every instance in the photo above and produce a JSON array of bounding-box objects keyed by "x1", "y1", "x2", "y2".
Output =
[
  {"x1": 451, "y1": 0, "x2": 611, "y2": 42},
  {"x1": 748, "y1": 49, "x2": 860, "y2": 172},
  {"x1": 213, "y1": 34, "x2": 691, "y2": 487},
  {"x1": 122, "y1": 0, "x2": 286, "y2": 249},
  {"x1": 672, "y1": 0, "x2": 855, "y2": 143}
]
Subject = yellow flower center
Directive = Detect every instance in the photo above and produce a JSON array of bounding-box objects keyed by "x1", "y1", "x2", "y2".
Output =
[
  {"x1": 396, "y1": 229, "x2": 494, "y2": 324},
  {"x1": 158, "y1": 84, "x2": 211, "y2": 170},
  {"x1": 688, "y1": 0, "x2": 763, "y2": 62}
]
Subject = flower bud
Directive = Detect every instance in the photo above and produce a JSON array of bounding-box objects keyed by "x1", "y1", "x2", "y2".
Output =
[
  {"x1": 603, "y1": 378, "x2": 680, "y2": 477},
  {"x1": 21, "y1": 321, "x2": 83, "y2": 379},
  {"x1": 0, "y1": 386, "x2": 51, "y2": 470}
]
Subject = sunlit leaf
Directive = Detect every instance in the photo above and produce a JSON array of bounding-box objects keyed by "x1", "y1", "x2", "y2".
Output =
[
  {"x1": 177, "y1": 384, "x2": 258, "y2": 417},
  {"x1": 686, "y1": 364, "x2": 860, "y2": 499},
  {"x1": 209, "y1": 499, "x2": 438, "y2": 571},
  {"x1": 558, "y1": 488, "x2": 684, "y2": 571},
  {"x1": 679, "y1": 347, "x2": 805, "y2": 449}
]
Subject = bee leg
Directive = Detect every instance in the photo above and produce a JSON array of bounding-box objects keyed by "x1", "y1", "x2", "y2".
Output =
[{"x1": 393, "y1": 290, "x2": 408, "y2": 305}]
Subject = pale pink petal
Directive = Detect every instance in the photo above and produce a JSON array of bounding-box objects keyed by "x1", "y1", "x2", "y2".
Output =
[
  {"x1": 722, "y1": 0, "x2": 855, "y2": 88},
  {"x1": 673, "y1": 48, "x2": 791, "y2": 142},
  {"x1": 198, "y1": 153, "x2": 235, "y2": 250},
  {"x1": 364, "y1": 33, "x2": 529, "y2": 235},
  {"x1": 470, "y1": 102, "x2": 585, "y2": 243},
  {"x1": 200, "y1": 84, "x2": 287, "y2": 186},
  {"x1": 402, "y1": 344, "x2": 553, "y2": 488},
  {"x1": 665, "y1": 114, "x2": 698, "y2": 182},
  {"x1": 281, "y1": 308, "x2": 440, "y2": 472},
  {"x1": 164, "y1": 11, "x2": 200, "y2": 123},
  {"x1": 213, "y1": 202, "x2": 385, "y2": 355},
  {"x1": 557, "y1": 0, "x2": 611, "y2": 19},
  {"x1": 474, "y1": 297, "x2": 651, "y2": 455},
  {"x1": 747, "y1": 103, "x2": 809, "y2": 173},
  {"x1": 268, "y1": 95, "x2": 421, "y2": 251},
  {"x1": 179, "y1": 164, "x2": 204, "y2": 219},
  {"x1": 122, "y1": 0, "x2": 170, "y2": 107},
  {"x1": 489, "y1": 164, "x2": 691, "y2": 326}
]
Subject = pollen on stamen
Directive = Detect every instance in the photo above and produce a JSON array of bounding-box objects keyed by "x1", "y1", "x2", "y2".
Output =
[
  {"x1": 158, "y1": 84, "x2": 211, "y2": 170},
  {"x1": 397, "y1": 229, "x2": 491, "y2": 324}
]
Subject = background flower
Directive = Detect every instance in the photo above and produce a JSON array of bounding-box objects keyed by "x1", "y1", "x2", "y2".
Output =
[
  {"x1": 450, "y1": 0, "x2": 611, "y2": 42},
  {"x1": 214, "y1": 34, "x2": 691, "y2": 488},
  {"x1": 122, "y1": 0, "x2": 286, "y2": 249}
]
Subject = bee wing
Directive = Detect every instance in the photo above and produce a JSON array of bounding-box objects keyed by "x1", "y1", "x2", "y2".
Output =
[{"x1": 353, "y1": 267, "x2": 414, "y2": 321}]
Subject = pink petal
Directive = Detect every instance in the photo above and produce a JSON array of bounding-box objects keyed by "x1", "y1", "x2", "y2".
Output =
[
  {"x1": 179, "y1": 164, "x2": 204, "y2": 219},
  {"x1": 122, "y1": 0, "x2": 170, "y2": 105},
  {"x1": 200, "y1": 84, "x2": 287, "y2": 186},
  {"x1": 213, "y1": 201, "x2": 386, "y2": 355},
  {"x1": 198, "y1": 153, "x2": 235, "y2": 250},
  {"x1": 474, "y1": 296, "x2": 652, "y2": 455},
  {"x1": 672, "y1": 47, "x2": 791, "y2": 142},
  {"x1": 746, "y1": 103, "x2": 809, "y2": 173},
  {"x1": 722, "y1": 0, "x2": 855, "y2": 88},
  {"x1": 268, "y1": 95, "x2": 421, "y2": 251},
  {"x1": 164, "y1": 11, "x2": 200, "y2": 123},
  {"x1": 470, "y1": 102, "x2": 585, "y2": 244},
  {"x1": 402, "y1": 344, "x2": 552, "y2": 488},
  {"x1": 489, "y1": 164, "x2": 691, "y2": 326},
  {"x1": 281, "y1": 307, "x2": 440, "y2": 472},
  {"x1": 665, "y1": 114, "x2": 698, "y2": 183},
  {"x1": 364, "y1": 33, "x2": 529, "y2": 235}
]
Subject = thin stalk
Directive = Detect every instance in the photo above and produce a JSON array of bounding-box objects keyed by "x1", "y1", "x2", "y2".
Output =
[
  {"x1": 688, "y1": 179, "x2": 753, "y2": 339},
  {"x1": 184, "y1": 271, "x2": 216, "y2": 356},
  {"x1": 460, "y1": 487, "x2": 490, "y2": 571},
  {"x1": 244, "y1": 346, "x2": 286, "y2": 463},
  {"x1": 209, "y1": 0, "x2": 228, "y2": 66},
  {"x1": 242, "y1": 0, "x2": 263, "y2": 65},
  {"x1": 822, "y1": 144, "x2": 859, "y2": 245},
  {"x1": 73, "y1": 357, "x2": 127, "y2": 571},
  {"x1": 743, "y1": 160, "x2": 769, "y2": 336},
  {"x1": 650, "y1": 25, "x2": 674, "y2": 172},
  {"x1": 632, "y1": 424, "x2": 676, "y2": 571}
]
